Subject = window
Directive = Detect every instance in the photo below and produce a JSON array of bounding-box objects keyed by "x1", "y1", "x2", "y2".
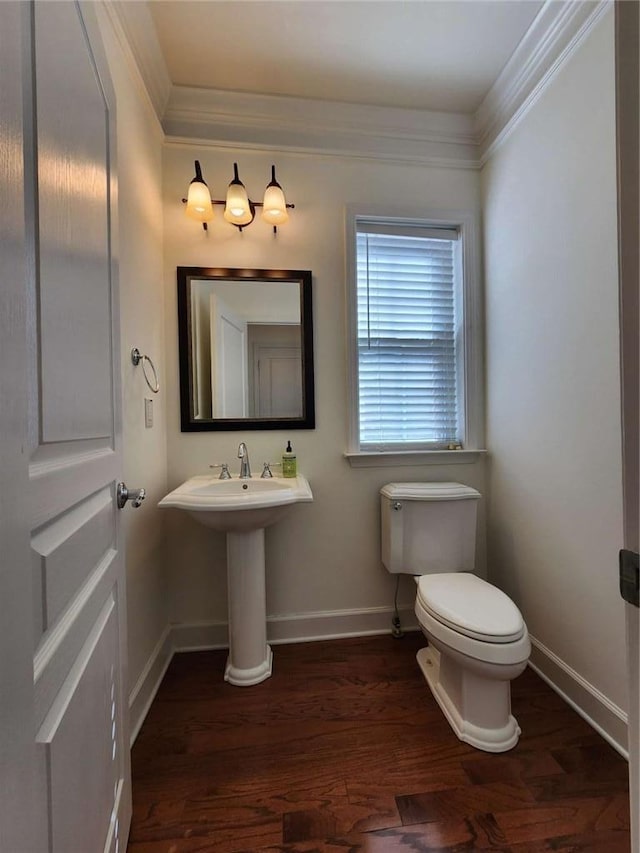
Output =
[{"x1": 346, "y1": 210, "x2": 483, "y2": 458}]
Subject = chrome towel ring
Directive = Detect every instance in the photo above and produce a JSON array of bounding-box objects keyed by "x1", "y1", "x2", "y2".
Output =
[{"x1": 131, "y1": 347, "x2": 160, "y2": 394}]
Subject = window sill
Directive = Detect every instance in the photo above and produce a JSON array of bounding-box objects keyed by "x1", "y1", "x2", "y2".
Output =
[{"x1": 344, "y1": 449, "x2": 487, "y2": 468}]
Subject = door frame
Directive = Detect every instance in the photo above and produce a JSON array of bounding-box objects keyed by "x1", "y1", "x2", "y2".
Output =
[
  {"x1": 0, "y1": 3, "x2": 40, "y2": 848},
  {"x1": 614, "y1": 1, "x2": 639, "y2": 848}
]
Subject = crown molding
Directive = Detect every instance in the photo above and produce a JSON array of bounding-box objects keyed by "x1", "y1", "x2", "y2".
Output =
[
  {"x1": 164, "y1": 135, "x2": 481, "y2": 172},
  {"x1": 163, "y1": 86, "x2": 480, "y2": 169},
  {"x1": 103, "y1": 0, "x2": 171, "y2": 122},
  {"x1": 476, "y1": 0, "x2": 612, "y2": 164},
  {"x1": 104, "y1": 0, "x2": 611, "y2": 172}
]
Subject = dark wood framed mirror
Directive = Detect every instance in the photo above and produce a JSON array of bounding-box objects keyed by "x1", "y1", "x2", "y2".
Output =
[{"x1": 177, "y1": 267, "x2": 315, "y2": 431}]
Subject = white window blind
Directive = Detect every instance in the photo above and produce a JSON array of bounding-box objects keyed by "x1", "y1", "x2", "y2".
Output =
[{"x1": 356, "y1": 224, "x2": 461, "y2": 448}]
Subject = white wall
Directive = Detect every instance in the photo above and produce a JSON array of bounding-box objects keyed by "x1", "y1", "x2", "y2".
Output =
[
  {"x1": 194, "y1": 279, "x2": 300, "y2": 324},
  {"x1": 97, "y1": 10, "x2": 169, "y2": 717},
  {"x1": 482, "y1": 9, "x2": 627, "y2": 734},
  {"x1": 162, "y1": 146, "x2": 486, "y2": 638}
]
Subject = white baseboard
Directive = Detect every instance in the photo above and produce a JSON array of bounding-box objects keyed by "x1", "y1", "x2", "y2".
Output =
[
  {"x1": 128, "y1": 625, "x2": 173, "y2": 745},
  {"x1": 170, "y1": 620, "x2": 228, "y2": 652},
  {"x1": 528, "y1": 636, "x2": 629, "y2": 759},
  {"x1": 268, "y1": 605, "x2": 419, "y2": 645},
  {"x1": 171, "y1": 605, "x2": 419, "y2": 651}
]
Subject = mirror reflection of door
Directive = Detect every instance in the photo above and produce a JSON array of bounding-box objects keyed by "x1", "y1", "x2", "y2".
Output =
[
  {"x1": 248, "y1": 325, "x2": 302, "y2": 417},
  {"x1": 211, "y1": 295, "x2": 248, "y2": 418},
  {"x1": 190, "y1": 285, "x2": 211, "y2": 419}
]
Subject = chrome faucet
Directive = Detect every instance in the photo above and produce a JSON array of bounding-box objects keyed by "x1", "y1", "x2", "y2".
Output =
[{"x1": 237, "y1": 442, "x2": 251, "y2": 479}]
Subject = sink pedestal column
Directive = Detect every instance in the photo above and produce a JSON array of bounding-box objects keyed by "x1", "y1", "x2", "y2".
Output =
[{"x1": 224, "y1": 528, "x2": 272, "y2": 686}]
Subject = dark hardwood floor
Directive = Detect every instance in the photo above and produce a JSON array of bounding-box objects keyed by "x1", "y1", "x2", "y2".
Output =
[{"x1": 127, "y1": 633, "x2": 630, "y2": 852}]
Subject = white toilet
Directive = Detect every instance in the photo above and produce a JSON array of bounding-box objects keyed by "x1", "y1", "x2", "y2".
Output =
[{"x1": 381, "y1": 482, "x2": 530, "y2": 753}]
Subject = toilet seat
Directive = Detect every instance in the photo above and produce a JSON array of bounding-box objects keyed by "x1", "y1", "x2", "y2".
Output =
[
  {"x1": 415, "y1": 574, "x2": 530, "y2": 666},
  {"x1": 417, "y1": 573, "x2": 525, "y2": 643},
  {"x1": 415, "y1": 600, "x2": 531, "y2": 666}
]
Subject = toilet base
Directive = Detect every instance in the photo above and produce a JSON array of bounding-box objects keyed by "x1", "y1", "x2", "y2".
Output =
[{"x1": 417, "y1": 646, "x2": 521, "y2": 753}]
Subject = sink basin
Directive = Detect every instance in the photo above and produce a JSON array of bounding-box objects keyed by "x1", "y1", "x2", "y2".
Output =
[{"x1": 159, "y1": 473, "x2": 313, "y2": 532}]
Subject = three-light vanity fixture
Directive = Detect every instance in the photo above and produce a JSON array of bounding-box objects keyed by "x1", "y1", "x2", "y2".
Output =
[{"x1": 183, "y1": 160, "x2": 294, "y2": 232}]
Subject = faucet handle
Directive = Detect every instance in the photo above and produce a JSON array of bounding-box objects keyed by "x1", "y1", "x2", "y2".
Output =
[
  {"x1": 210, "y1": 463, "x2": 231, "y2": 480},
  {"x1": 261, "y1": 462, "x2": 281, "y2": 479}
]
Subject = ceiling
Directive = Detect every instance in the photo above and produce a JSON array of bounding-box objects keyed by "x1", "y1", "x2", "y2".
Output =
[{"x1": 149, "y1": 1, "x2": 544, "y2": 114}]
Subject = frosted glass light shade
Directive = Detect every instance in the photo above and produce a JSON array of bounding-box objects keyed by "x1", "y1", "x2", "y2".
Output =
[
  {"x1": 224, "y1": 183, "x2": 252, "y2": 225},
  {"x1": 185, "y1": 180, "x2": 214, "y2": 223},
  {"x1": 224, "y1": 163, "x2": 253, "y2": 226},
  {"x1": 262, "y1": 182, "x2": 289, "y2": 225}
]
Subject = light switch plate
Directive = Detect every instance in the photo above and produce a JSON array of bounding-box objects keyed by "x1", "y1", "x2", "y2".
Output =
[{"x1": 144, "y1": 397, "x2": 153, "y2": 428}]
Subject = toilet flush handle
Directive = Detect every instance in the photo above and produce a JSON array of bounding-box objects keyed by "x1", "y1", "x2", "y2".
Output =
[{"x1": 392, "y1": 501, "x2": 402, "y2": 511}]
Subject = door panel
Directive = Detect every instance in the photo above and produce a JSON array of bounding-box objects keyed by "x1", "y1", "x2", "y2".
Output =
[
  {"x1": 256, "y1": 347, "x2": 302, "y2": 417},
  {"x1": 35, "y1": 1, "x2": 113, "y2": 442},
  {"x1": 39, "y1": 597, "x2": 122, "y2": 853},
  {"x1": 31, "y1": 486, "x2": 113, "y2": 639},
  {"x1": 33, "y1": 543, "x2": 120, "y2": 731}
]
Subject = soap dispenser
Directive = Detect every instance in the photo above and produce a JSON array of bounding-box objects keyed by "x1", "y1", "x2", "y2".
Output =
[{"x1": 282, "y1": 440, "x2": 297, "y2": 478}]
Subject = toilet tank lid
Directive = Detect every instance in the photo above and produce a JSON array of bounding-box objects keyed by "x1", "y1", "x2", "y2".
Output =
[{"x1": 380, "y1": 482, "x2": 481, "y2": 501}]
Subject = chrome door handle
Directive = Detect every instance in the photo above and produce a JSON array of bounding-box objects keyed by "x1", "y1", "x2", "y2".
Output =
[{"x1": 117, "y1": 482, "x2": 146, "y2": 509}]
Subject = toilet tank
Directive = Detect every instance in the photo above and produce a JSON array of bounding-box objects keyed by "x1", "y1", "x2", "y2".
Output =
[{"x1": 380, "y1": 482, "x2": 481, "y2": 575}]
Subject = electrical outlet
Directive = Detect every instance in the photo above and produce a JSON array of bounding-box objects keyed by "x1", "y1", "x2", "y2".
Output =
[{"x1": 144, "y1": 397, "x2": 153, "y2": 428}]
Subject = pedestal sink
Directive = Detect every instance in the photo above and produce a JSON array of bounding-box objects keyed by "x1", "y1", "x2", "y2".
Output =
[{"x1": 159, "y1": 474, "x2": 313, "y2": 685}]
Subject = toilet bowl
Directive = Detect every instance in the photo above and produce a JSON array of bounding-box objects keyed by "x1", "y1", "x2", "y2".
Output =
[{"x1": 414, "y1": 572, "x2": 530, "y2": 752}]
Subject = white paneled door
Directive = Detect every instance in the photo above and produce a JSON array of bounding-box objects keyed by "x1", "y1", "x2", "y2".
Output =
[
  {"x1": 211, "y1": 295, "x2": 248, "y2": 418},
  {"x1": 1, "y1": 2, "x2": 131, "y2": 851}
]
